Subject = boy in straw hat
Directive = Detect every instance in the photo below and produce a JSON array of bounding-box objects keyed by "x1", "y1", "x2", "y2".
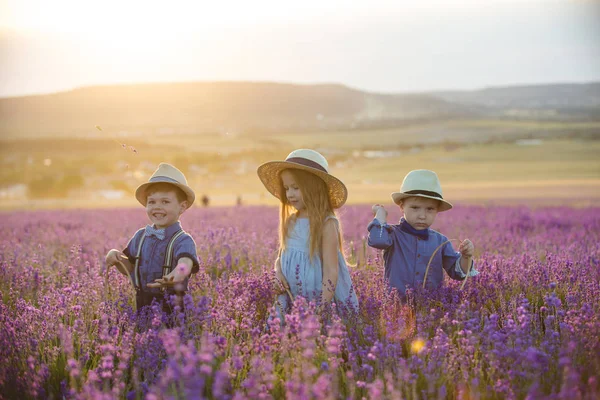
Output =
[
  {"x1": 368, "y1": 169, "x2": 478, "y2": 298},
  {"x1": 105, "y1": 163, "x2": 199, "y2": 318}
]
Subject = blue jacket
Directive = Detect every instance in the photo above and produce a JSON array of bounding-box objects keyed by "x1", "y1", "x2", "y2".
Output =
[{"x1": 367, "y1": 218, "x2": 477, "y2": 296}]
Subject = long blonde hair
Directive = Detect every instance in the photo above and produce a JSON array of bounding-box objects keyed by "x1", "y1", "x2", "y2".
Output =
[{"x1": 278, "y1": 169, "x2": 344, "y2": 260}]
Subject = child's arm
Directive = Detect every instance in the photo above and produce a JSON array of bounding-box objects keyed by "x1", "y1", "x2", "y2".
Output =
[
  {"x1": 367, "y1": 204, "x2": 393, "y2": 250},
  {"x1": 148, "y1": 234, "x2": 200, "y2": 289},
  {"x1": 147, "y1": 257, "x2": 193, "y2": 289},
  {"x1": 321, "y1": 219, "x2": 339, "y2": 303},
  {"x1": 105, "y1": 249, "x2": 133, "y2": 276}
]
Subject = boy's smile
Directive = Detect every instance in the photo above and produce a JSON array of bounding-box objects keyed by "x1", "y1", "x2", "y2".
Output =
[
  {"x1": 400, "y1": 196, "x2": 440, "y2": 230},
  {"x1": 146, "y1": 191, "x2": 187, "y2": 229}
]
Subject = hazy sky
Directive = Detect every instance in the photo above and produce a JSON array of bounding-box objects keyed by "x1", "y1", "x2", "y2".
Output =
[{"x1": 1, "y1": 0, "x2": 599, "y2": 97}]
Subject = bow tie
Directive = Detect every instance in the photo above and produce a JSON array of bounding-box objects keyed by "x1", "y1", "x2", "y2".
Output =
[
  {"x1": 399, "y1": 218, "x2": 429, "y2": 240},
  {"x1": 145, "y1": 225, "x2": 166, "y2": 240}
]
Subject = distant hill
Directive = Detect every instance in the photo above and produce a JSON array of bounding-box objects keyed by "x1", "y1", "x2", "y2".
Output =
[
  {"x1": 0, "y1": 82, "x2": 471, "y2": 138},
  {"x1": 0, "y1": 81, "x2": 598, "y2": 138},
  {"x1": 431, "y1": 82, "x2": 600, "y2": 120}
]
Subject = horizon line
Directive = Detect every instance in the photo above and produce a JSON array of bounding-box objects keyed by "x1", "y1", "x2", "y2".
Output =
[{"x1": 1, "y1": 78, "x2": 599, "y2": 100}]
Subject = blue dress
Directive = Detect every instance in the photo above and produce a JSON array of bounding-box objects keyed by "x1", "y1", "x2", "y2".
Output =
[{"x1": 275, "y1": 216, "x2": 359, "y2": 318}]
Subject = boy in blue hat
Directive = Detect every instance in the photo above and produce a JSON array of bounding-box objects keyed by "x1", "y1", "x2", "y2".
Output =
[
  {"x1": 368, "y1": 169, "x2": 478, "y2": 298},
  {"x1": 105, "y1": 163, "x2": 199, "y2": 316}
]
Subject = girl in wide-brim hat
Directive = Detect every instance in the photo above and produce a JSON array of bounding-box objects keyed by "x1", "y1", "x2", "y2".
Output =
[
  {"x1": 257, "y1": 148, "x2": 347, "y2": 209},
  {"x1": 257, "y1": 149, "x2": 358, "y2": 324}
]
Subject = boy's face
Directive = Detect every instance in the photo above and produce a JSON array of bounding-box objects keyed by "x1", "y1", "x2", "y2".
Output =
[
  {"x1": 400, "y1": 196, "x2": 440, "y2": 230},
  {"x1": 146, "y1": 190, "x2": 188, "y2": 229}
]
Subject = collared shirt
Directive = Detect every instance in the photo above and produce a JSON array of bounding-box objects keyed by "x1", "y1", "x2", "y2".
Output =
[
  {"x1": 367, "y1": 218, "x2": 478, "y2": 296},
  {"x1": 123, "y1": 221, "x2": 199, "y2": 294}
]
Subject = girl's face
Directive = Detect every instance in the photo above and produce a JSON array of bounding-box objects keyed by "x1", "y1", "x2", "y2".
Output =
[
  {"x1": 400, "y1": 196, "x2": 440, "y2": 230},
  {"x1": 146, "y1": 190, "x2": 187, "y2": 229},
  {"x1": 281, "y1": 170, "x2": 306, "y2": 215}
]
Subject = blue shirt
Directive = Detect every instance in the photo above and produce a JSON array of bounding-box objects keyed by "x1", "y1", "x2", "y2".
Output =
[
  {"x1": 123, "y1": 222, "x2": 199, "y2": 294},
  {"x1": 367, "y1": 218, "x2": 478, "y2": 296}
]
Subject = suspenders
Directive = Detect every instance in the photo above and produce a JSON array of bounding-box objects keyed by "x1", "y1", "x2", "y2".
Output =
[{"x1": 133, "y1": 229, "x2": 186, "y2": 292}]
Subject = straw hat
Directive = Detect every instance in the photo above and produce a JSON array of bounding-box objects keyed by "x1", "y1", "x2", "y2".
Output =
[
  {"x1": 257, "y1": 149, "x2": 348, "y2": 209},
  {"x1": 391, "y1": 169, "x2": 453, "y2": 212},
  {"x1": 135, "y1": 163, "x2": 195, "y2": 207}
]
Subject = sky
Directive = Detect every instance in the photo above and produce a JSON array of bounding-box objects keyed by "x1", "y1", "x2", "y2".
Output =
[{"x1": 0, "y1": 0, "x2": 599, "y2": 97}]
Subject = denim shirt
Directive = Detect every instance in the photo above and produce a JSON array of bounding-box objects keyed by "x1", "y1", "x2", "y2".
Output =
[
  {"x1": 367, "y1": 218, "x2": 478, "y2": 296},
  {"x1": 123, "y1": 222, "x2": 199, "y2": 294}
]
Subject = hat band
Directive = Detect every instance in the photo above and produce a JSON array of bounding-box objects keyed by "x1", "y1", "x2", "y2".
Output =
[
  {"x1": 285, "y1": 157, "x2": 327, "y2": 173},
  {"x1": 404, "y1": 189, "x2": 443, "y2": 199},
  {"x1": 149, "y1": 176, "x2": 182, "y2": 185}
]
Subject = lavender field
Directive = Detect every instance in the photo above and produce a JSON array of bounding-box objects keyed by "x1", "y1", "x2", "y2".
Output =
[{"x1": 1, "y1": 204, "x2": 599, "y2": 399}]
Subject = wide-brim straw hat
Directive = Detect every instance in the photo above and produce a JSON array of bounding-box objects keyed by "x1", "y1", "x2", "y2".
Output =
[
  {"x1": 257, "y1": 149, "x2": 348, "y2": 209},
  {"x1": 391, "y1": 169, "x2": 453, "y2": 212},
  {"x1": 135, "y1": 163, "x2": 195, "y2": 207}
]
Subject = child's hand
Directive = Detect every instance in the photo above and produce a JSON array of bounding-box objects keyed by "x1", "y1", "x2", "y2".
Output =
[
  {"x1": 271, "y1": 275, "x2": 289, "y2": 295},
  {"x1": 147, "y1": 263, "x2": 190, "y2": 289},
  {"x1": 105, "y1": 249, "x2": 123, "y2": 266},
  {"x1": 273, "y1": 257, "x2": 290, "y2": 294},
  {"x1": 372, "y1": 204, "x2": 388, "y2": 221},
  {"x1": 458, "y1": 239, "x2": 474, "y2": 258},
  {"x1": 105, "y1": 249, "x2": 132, "y2": 274}
]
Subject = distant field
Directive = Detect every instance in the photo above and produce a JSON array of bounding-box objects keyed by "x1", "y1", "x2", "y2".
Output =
[
  {"x1": 1, "y1": 120, "x2": 599, "y2": 209},
  {"x1": 267, "y1": 119, "x2": 600, "y2": 149},
  {"x1": 282, "y1": 138, "x2": 600, "y2": 206},
  {"x1": 142, "y1": 119, "x2": 600, "y2": 151}
]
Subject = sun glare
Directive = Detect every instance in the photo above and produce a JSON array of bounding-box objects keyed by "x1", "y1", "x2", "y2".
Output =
[
  {"x1": 1, "y1": 0, "x2": 545, "y2": 34},
  {"x1": 2, "y1": 0, "x2": 237, "y2": 36},
  {"x1": 1, "y1": 0, "x2": 593, "y2": 96},
  {"x1": 411, "y1": 338, "x2": 426, "y2": 354}
]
